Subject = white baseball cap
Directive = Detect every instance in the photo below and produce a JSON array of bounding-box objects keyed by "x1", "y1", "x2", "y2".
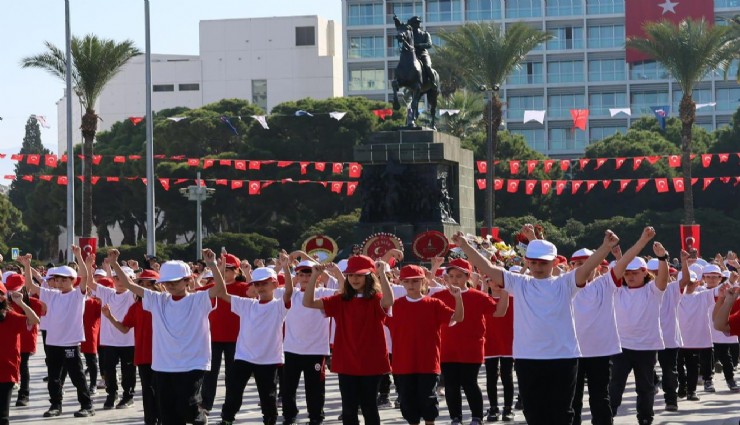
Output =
[
  {"x1": 112, "y1": 266, "x2": 136, "y2": 279},
  {"x1": 525, "y1": 240, "x2": 557, "y2": 261},
  {"x1": 646, "y1": 258, "x2": 660, "y2": 271},
  {"x1": 721, "y1": 270, "x2": 731, "y2": 278},
  {"x1": 295, "y1": 260, "x2": 317, "y2": 271},
  {"x1": 93, "y1": 269, "x2": 107, "y2": 277},
  {"x1": 570, "y1": 248, "x2": 594, "y2": 261},
  {"x1": 689, "y1": 264, "x2": 704, "y2": 278},
  {"x1": 509, "y1": 265, "x2": 523, "y2": 273},
  {"x1": 250, "y1": 267, "x2": 277, "y2": 283},
  {"x1": 694, "y1": 258, "x2": 709, "y2": 267},
  {"x1": 677, "y1": 270, "x2": 699, "y2": 282},
  {"x1": 702, "y1": 264, "x2": 722, "y2": 276},
  {"x1": 49, "y1": 265, "x2": 78, "y2": 279},
  {"x1": 201, "y1": 270, "x2": 214, "y2": 279},
  {"x1": 625, "y1": 257, "x2": 647, "y2": 271},
  {"x1": 156, "y1": 261, "x2": 192, "y2": 283}
]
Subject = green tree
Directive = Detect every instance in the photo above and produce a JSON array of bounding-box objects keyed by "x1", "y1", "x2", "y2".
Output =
[
  {"x1": 435, "y1": 22, "x2": 552, "y2": 225},
  {"x1": 0, "y1": 194, "x2": 27, "y2": 256},
  {"x1": 437, "y1": 90, "x2": 484, "y2": 139},
  {"x1": 21, "y1": 35, "x2": 141, "y2": 237},
  {"x1": 9, "y1": 117, "x2": 50, "y2": 214},
  {"x1": 626, "y1": 18, "x2": 737, "y2": 224}
]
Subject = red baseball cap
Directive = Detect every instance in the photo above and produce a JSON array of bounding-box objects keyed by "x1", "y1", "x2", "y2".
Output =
[
  {"x1": 5, "y1": 274, "x2": 25, "y2": 292},
  {"x1": 399, "y1": 265, "x2": 425, "y2": 280},
  {"x1": 446, "y1": 258, "x2": 472, "y2": 275},
  {"x1": 343, "y1": 255, "x2": 376, "y2": 275},
  {"x1": 98, "y1": 277, "x2": 115, "y2": 288},
  {"x1": 138, "y1": 269, "x2": 160, "y2": 281},
  {"x1": 223, "y1": 254, "x2": 240, "y2": 268}
]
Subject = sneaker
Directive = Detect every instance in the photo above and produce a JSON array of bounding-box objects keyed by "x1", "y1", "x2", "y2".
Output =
[
  {"x1": 103, "y1": 395, "x2": 118, "y2": 410},
  {"x1": 116, "y1": 396, "x2": 134, "y2": 409},
  {"x1": 470, "y1": 418, "x2": 483, "y2": 425},
  {"x1": 728, "y1": 380, "x2": 740, "y2": 392},
  {"x1": 437, "y1": 386, "x2": 445, "y2": 397},
  {"x1": 450, "y1": 421, "x2": 463, "y2": 425},
  {"x1": 88, "y1": 385, "x2": 97, "y2": 396},
  {"x1": 677, "y1": 387, "x2": 687, "y2": 398},
  {"x1": 687, "y1": 392, "x2": 700, "y2": 401},
  {"x1": 218, "y1": 422, "x2": 233, "y2": 425},
  {"x1": 377, "y1": 395, "x2": 392, "y2": 408},
  {"x1": 502, "y1": 407, "x2": 514, "y2": 421},
  {"x1": 96, "y1": 378, "x2": 107, "y2": 389},
  {"x1": 15, "y1": 396, "x2": 29, "y2": 407},
  {"x1": 74, "y1": 408, "x2": 95, "y2": 418},
  {"x1": 704, "y1": 380, "x2": 716, "y2": 393},
  {"x1": 42, "y1": 376, "x2": 49, "y2": 382},
  {"x1": 43, "y1": 406, "x2": 62, "y2": 417},
  {"x1": 514, "y1": 396, "x2": 522, "y2": 410},
  {"x1": 665, "y1": 404, "x2": 678, "y2": 412},
  {"x1": 282, "y1": 420, "x2": 298, "y2": 425},
  {"x1": 394, "y1": 399, "x2": 401, "y2": 409},
  {"x1": 486, "y1": 407, "x2": 500, "y2": 421}
]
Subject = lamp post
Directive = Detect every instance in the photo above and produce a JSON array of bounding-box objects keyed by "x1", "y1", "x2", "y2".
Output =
[
  {"x1": 479, "y1": 84, "x2": 500, "y2": 233},
  {"x1": 179, "y1": 173, "x2": 215, "y2": 260},
  {"x1": 64, "y1": 0, "x2": 75, "y2": 261},
  {"x1": 144, "y1": 0, "x2": 156, "y2": 256}
]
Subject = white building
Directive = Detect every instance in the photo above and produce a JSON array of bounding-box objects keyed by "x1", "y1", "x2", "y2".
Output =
[{"x1": 58, "y1": 15, "x2": 343, "y2": 154}]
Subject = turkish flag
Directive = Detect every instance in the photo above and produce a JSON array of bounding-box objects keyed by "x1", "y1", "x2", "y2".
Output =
[
  {"x1": 187, "y1": 158, "x2": 200, "y2": 167},
  {"x1": 615, "y1": 157, "x2": 626, "y2": 170},
  {"x1": 625, "y1": 0, "x2": 714, "y2": 63},
  {"x1": 92, "y1": 155, "x2": 102, "y2": 165},
  {"x1": 348, "y1": 163, "x2": 362, "y2": 178},
  {"x1": 300, "y1": 162, "x2": 309, "y2": 175},
  {"x1": 114, "y1": 156, "x2": 126, "y2": 163},
  {"x1": 506, "y1": 179, "x2": 520, "y2": 193},
  {"x1": 57, "y1": 176, "x2": 68, "y2": 185},
  {"x1": 27, "y1": 154, "x2": 40, "y2": 165},
  {"x1": 541, "y1": 180, "x2": 552, "y2": 195},
  {"x1": 655, "y1": 178, "x2": 669, "y2": 193},
  {"x1": 159, "y1": 178, "x2": 170, "y2": 191},
  {"x1": 90, "y1": 176, "x2": 100, "y2": 185},
  {"x1": 248, "y1": 181, "x2": 261, "y2": 195},
  {"x1": 633, "y1": 157, "x2": 644, "y2": 170},
  {"x1": 560, "y1": 160, "x2": 570, "y2": 171},
  {"x1": 585, "y1": 180, "x2": 598, "y2": 193},
  {"x1": 718, "y1": 153, "x2": 729, "y2": 163},
  {"x1": 668, "y1": 155, "x2": 681, "y2": 168},
  {"x1": 570, "y1": 109, "x2": 589, "y2": 131},
  {"x1": 525, "y1": 180, "x2": 537, "y2": 195},
  {"x1": 646, "y1": 156, "x2": 662, "y2": 165},
  {"x1": 45, "y1": 155, "x2": 58, "y2": 168},
  {"x1": 476, "y1": 179, "x2": 486, "y2": 190},
  {"x1": 680, "y1": 224, "x2": 701, "y2": 257},
  {"x1": 602, "y1": 180, "x2": 611, "y2": 189},
  {"x1": 22, "y1": 175, "x2": 33, "y2": 182},
  {"x1": 509, "y1": 161, "x2": 521, "y2": 175},
  {"x1": 494, "y1": 179, "x2": 504, "y2": 190},
  {"x1": 555, "y1": 180, "x2": 567, "y2": 195},
  {"x1": 314, "y1": 162, "x2": 326, "y2": 172},
  {"x1": 249, "y1": 161, "x2": 261, "y2": 170},
  {"x1": 277, "y1": 161, "x2": 293, "y2": 168},
  {"x1": 636, "y1": 179, "x2": 649, "y2": 192},
  {"x1": 526, "y1": 160, "x2": 538, "y2": 174},
  {"x1": 595, "y1": 158, "x2": 607, "y2": 170},
  {"x1": 234, "y1": 160, "x2": 247, "y2": 170},
  {"x1": 347, "y1": 181, "x2": 359, "y2": 196},
  {"x1": 619, "y1": 179, "x2": 631, "y2": 193},
  {"x1": 572, "y1": 180, "x2": 583, "y2": 194},
  {"x1": 40, "y1": 175, "x2": 53, "y2": 182},
  {"x1": 543, "y1": 160, "x2": 555, "y2": 173},
  {"x1": 579, "y1": 158, "x2": 590, "y2": 170},
  {"x1": 231, "y1": 180, "x2": 243, "y2": 190},
  {"x1": 106, "y1": 177, "x2": 120, "y2": 182},
  {"x1": 174, "y1": 178, "x2": 189, "y2": 185},
  {"x1": 219, "y1": 159, "x2": 232, "y2": 166},
  {"x1": 129, "y1": 155, "x2": 142, "y2": 161},
  {"x1": 701, "y1": 154, "x2": 712, "y2": 168},
  {"x1": 203, "y1": 159, "x2": 215, "y2": 169},
  {"x1": 331, "y1": 182, "x2": 343, "y2": 194},
  {"x1": 332, "y1": 163, "x2": 344, "y2": 174},
  {"x1": 129, "y1": 116, "x2": 144, "y2": 126},
  {"x1": 215, "y1": 179, "x2": 228, "y2": 186},
  {"x1": 672, "y1": 177, "x2": 685, "y2": 192},
  {"x1": 477, "y1": 161, "x2": 487, "y2": 174},
  {"x1": 703, "y1": 177, "x2": 714, "y2": 190}
]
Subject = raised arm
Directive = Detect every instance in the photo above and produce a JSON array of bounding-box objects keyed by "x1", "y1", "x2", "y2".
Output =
[
  {"x1": 101, "y1": 304, "x2": 131, "y2": 334},
  {"x1": 303, "y1": 265, "x2": 326, "y2": 310},
  {"x1": 713, "y1": 285, "x2": 739, "y2": 333},
  {"x1": 489, "y1": 285, "x2": 510, "y2": 317},
  {"x1": 678, "y1": 250, "x2": 691, "y2": 291},
  {"x1": 72, "y1": 245, "x2": 92, "y2": 294},
  {"x1": 18, "y1": 254, "x2": 39, "y2": 296},
  {"x1": 451, "y1": 232, "x2": 505, "y2": 288},
  {"x1": 10, "y1": 292, "x2": 41, "y2": 327},
  {"x1": 382, "y1": 249, "x2": 404, "y2": 265},
  {"x1": 447, "y1": 283, "x2": 464, "y2": 323},
  {"x1": 324, "y1": 263, "x2": 345, "y2": 289},
  {"x1": 376, "y1": 260, "x2": 395, "y2": 310},
  {"x1": 613, "y1": 227, "x2": 655, "y2": 281},
  {"x1": 652, "y1": 242, "x2": 669, "y2": 291},
  {"x1": 278, "y1": 251, "x2": 294, "y2": 304},
  {"x1": 108, "y1": 249, "x2": 145, "y2": 298},
  {"x1": 203, "y1": 249, "x2": 227, "y2": 301},
  {"x1": 575, "y1": 230, "x2": 619, "y2": 287}
]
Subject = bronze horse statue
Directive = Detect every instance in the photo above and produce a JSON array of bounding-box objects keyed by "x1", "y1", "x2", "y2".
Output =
[{"x1": 391, "y1": 24, "x2": 439, "y2": 129}]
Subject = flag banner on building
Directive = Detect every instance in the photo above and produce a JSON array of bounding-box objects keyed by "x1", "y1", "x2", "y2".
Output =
[
  {"x1": 609, "y1": 108, "x2": 632, "y2": 117},
  {"x1": 523, "y1": 110, "x2": 546, "y2": 124},
  {"x1": 652, "y1": 106, "x2": 671, "y2": 130},
  {"x1": 570, "y1": 109, "x2": 589, "y2": 131}
]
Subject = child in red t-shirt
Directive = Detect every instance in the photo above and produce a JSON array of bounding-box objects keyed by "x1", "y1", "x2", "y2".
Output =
[
  {"x1": 386, "y1": 264, "x2": 463, "y2": 425},
  {"x1": 304, "y1": 256, "x2": 394, "y2": 425}
]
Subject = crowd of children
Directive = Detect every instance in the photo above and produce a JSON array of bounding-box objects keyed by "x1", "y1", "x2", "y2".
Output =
[{"x1": 0, "y1": 224, "x2": 739, "y2": 425}]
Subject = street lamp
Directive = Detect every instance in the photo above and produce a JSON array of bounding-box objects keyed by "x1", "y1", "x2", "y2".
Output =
[
  {"x1": 64, "y1": 0, "x2": 75, "y2": 261},
  {"x1": 479, "y1": 84, "x2": 500, "y2": 233},
  {"x1": 144, "y1": 0, "x2": 155, "y2": 256},
  {"x1": 179, "y1": 172, "x2": 215, "y2": 259}
]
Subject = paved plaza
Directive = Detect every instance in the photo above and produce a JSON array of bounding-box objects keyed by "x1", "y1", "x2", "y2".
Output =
[{"x1": 7, "y1": 347, "x2": 740, "y2": 424}]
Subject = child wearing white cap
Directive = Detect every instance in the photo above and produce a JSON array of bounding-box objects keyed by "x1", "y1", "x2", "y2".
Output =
[
  {"x1": 453, "y1": 225, "x2": 618, "y2": 425},
  {"x1": 703, "y1": 263, "x2": 740, "y2": 392}
]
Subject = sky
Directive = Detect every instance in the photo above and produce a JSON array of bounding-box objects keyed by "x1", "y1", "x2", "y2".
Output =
[{"x1": 0, "y1": 0, "x2": 340, "y2": 179}]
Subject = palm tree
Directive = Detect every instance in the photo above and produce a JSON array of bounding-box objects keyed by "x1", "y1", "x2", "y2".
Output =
[
  {"x1": 730, "y1": 15, "x2": 740, "y2": 82},
  {"x1": 435, "y1": 22, "x2": 552, "y2": 228},
  {"x1": 438, "y1": 90, "x2": 485, "y2": 139},
  {"x1": 627, "y1": 19, "x2": 737, "y2": 224},
  {"x1": 22, "y1": 35, "x2": 141, "y2": 237}
]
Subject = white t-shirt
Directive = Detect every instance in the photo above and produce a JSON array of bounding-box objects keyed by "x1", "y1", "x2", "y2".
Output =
[
  {"x1": 284, "y1": 288, "x2": 336, "y2": 356},
  {"x1": 659, "y1": 281, "x2": 683, "y2": 349},
  {"x1": 143, "y1": 290, "x2": 214, "y2": 372},
  {"x1": 95, "y1": 285, "x2": 136, "y2": 347},
  {"x1": 677, "y1": 287, "x2": 714, "y2": 348},
  {"x1": 232, "y1": 296, "x2": 290, "y2": 364},
  {"x1": 39, "y1": 286, "x2": 86, "y2": 346},
  {"x1": 38, "y1": 280, "x2": 52, "y2": 331},
  {"x1": 503, "y1": 270, "x2": 582, "y2": 359},
  {"x1": 573, "y1": 271, "x2": 621, "y2": 357},
  {"x1": 710, "y1": 286, "x2": 739, "y2": 344},
  {"x1": 614, "y1": 281, "x2": 665, "y2": 350}
]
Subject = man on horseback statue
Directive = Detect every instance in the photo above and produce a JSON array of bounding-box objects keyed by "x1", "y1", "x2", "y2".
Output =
[{"x1": 393, "y1": 15, "x2": 438, "y2": 89}]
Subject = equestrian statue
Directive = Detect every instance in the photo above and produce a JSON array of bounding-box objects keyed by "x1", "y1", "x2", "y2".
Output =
[{"x1": 391, "y1": 15, "x2": 439, "y2": 129}]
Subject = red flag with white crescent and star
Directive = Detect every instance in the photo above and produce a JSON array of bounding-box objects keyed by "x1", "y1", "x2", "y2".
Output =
[{"x1": 625, "y1": 0, "x2": 715, "y2": 63}]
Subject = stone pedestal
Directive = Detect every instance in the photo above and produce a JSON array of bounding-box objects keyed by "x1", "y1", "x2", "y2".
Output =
[{"x1": 353, "y1": 129, "x2": 475, "y2": 250}]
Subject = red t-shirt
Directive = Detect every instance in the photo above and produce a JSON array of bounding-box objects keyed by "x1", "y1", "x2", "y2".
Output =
[
  {"x1": 81, "y1": 298, "x2": 101, "y2": 354},
  {"x1": 386, "y1": 296, "x2": 454, "y2": 374},
  {"x1": 322, "y1": 293, "x2": 391, "y2": 376},
  {"x1": 484, "y1": 296, "x2": 513, "y2": 357},
  {"x1": 0, "y1": 310, "x2": 27, "y2": 383},
  {"x1": 12, "y1": 297, "x2": 45, "y2": 354},
  {"x1": 121, "y1": 301, "x2": 153, "y2": 366},
  {"x1": 196, "y1": 282, "x2": 250, "y2": 342},
  {"x1": 728, "y1": 299, "x2": 740, "y2": 336},
  {"x1": 432, "y1": 288, "x2": 497, "y2": 364}
]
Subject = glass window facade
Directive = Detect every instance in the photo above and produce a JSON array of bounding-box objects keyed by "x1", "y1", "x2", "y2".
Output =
[
  {"x1": 589, "y1": 92, "x2": 628, "y2": 116},
  {"x1": 672, "y1": 89, "x2": 712, "y2": 112},
  {"x1": 716, "y1": 0, "x2": 740, "y2": 7},
  {"x1": 507, "y1": 95, "x2": 545, "y2": 120},
  {"x1": 349, "y1": 69, "x2": 386, "y2": 91},
  {"x1": 505, "y1": 0, "x2": 541, "y2": 18},
  {"x1": 349, "y1": 36, "x2": 384, "y2": 59},
  {"x1": 547, "y1": 26, "x2": 584, "y2": 50},
  {"x1": 631, "y1": 91, "x2": 669, "y2": 115},
  {"x1": 548, "y1": 60, "x2": 584, "y2": 83},
  {"x1": 630, "y1": 61, "x2": 670, "y2": 80},
  {"x1": 587, "y1": 25, "x2": 625, "y2": 48},
  {"x1": 466, "y1": 0, "x2": 502, "y2": 20},
  {"x1": 586, "y1": 0, "x2": 624, "y2": 14},
  {"x1": 549, "y1": 128, "x2": 588, "y2": 151},
  {"x1": 386, "y1": 1, "x2": 423, "y2": 23},
  {"x1": 548, "y1": 93, "x2": 585, "y2": 118},
  {"x1": 590, "y1": 126, "x2": 626, "y2": 141},
  {"x1": 348, "y1": 3, "x2": 383, "y2": 26},
  {"x1": 588, "y1": 59, "x2": 626, "y2": 81},
  {"x1": 251, "y1": 80, "x2": 267, "y2": 111},
  {"x1": 546, "y1": 0, "x2": 583, "y2": 16},
  {"x1": 512, "y1": 129, "x2": 547, "y2": 151},
  {"x1": 426, "y1": 0, "x2": 462, "y2": 22},
  {"x1": 506, "y1": 62, "x2": 544, "y2": 84},
  {"x1": 716, "y1": 88, "x2": 740, "y2": 111}
]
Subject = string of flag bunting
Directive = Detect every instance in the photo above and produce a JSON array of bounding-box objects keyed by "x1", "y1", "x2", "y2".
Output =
[{"x1": 475, "y1": 176, "x2": 740, "y2": 195}]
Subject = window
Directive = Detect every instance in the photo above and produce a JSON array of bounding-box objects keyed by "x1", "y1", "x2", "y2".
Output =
[
  {"x1": 588, "y1": 59, "x2": 626, "y2": 81},
  {"x1": 511, "y1": 129, "x2": 547, "y2": 152},
  {"x1": 252, "y1": 80, "x2": 267, "y2": 111},
  {"x1": 549, "y1": 128, "x2": 588, "y2": 152},
  {"x1": 178, "y1": 83, "x2": 200, "y2": 91},
  {"x1": 715, "y1": 88, "x2": 740, "y2": 111},
  {"x1": 672, "y1": 89, "x2": 711, "y2": 113},
  {"x1": 589, "y1": 92, "x2": 627, "y2": 116},
  {"x1": 547, "y1": 60, "x2": 584, "y2": 83},
  {"x1": 547, "y1": 26, "x2": 584, "y2": 50},
  {"x1": 466, "y1": 0, "x2": 502, "y2": 20},
  {"x1": 349, "y1": 69, "x2": 386, "y2": 91},
  {"x1": 387, "y1": 1, "x2": 423, "y2": 24},
  {"x1": 507, "y1": 62, "x2": 544, "y2": 84},
  {"x1": 348, "y1": 3, "x2": 383, "y2": 26},
  {"x1": 506, "y1": 95, "x2": 545, "y2": 120},
  {"x1": 349, "y1": 36, "x2": 384, "y2": 59},
  {"x1": 548, "y1": 94, "x2": 585, "y2": 118},
  {"x1": 296, "y1": 26, "x2": 316, "y2": 46},
  {"x1": 586, "y1": 0, "x2": 624, "y2": 14},
  {"x1": 630, "y1": 91, "x2": 669, "y2": 115},
  {"x1": 715, "y1": 0, "x2": 740, "y2": 7},
  {"x1": 505, "y1": 0, "x2": 541, "y2": 18},
  {"x1": 587, "y1": 25, "x2": 624, "y2": 48},
  {"x1": 153, "y1": 84, "x2": 174, "y2": 92},
  {"x1": 590, "y1": 126, "x2": 626, "y2": 142},
  {"x1": 546, "y1": 0, "x2": 583, "y2": 16},
  {"x1": 630, "y1": 61, "x2": 669, "y2": 80},
  {"x1": 426, "y1": 0, "x2": 462, "y2": 23}
]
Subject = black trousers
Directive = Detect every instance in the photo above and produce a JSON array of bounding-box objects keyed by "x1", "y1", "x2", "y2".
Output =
[
  {"x1": 41, "y1": 331, "x2": 67, "y2": 384},
  {"x1": 18, "y1": 353, "x2": 30, "y2": 398},
  {"x1": 281, "y1": 352, "x2": 326, "y2": 423},
  {"x1": 153, "y1": 370, "x2": 207, "y2": 425},
  {"x1": 657, "y1": 348, "x2": 679, "y2": 405},
  {"x1": 441, "y1": 362, "x2": 484, "y2": 421},
  {"x1": 139, "y1": 364, "x2": 159, "y2": 425},
  {"x1": 221, "y1": 360, "x2": 278, "y2": 424},
  {"x1": 84, "y1": 353, "x2": 98, "y2": 389},
  {"x1": 337, "y1": 374, "x2": 382, "y2": 425},
  {"x1": 201, "y1": 341, "x2": 236, "y2": 411},
  {"x1": 395, "y1": 374, "x2": 439, "y2": 424},
  {"x1": 485, "y1": 357, "x2": 514, "y2": 411},
  {"x1": 730, "y1": 343, "x2": 739, "y2": 367},
  {"x1": 45, "y1": 345, "x2": 92, "y2": 409},
  {"x1": 679, "y1": 348, "x2": 712, "y2": 393},
  {"x1": 515, "y1": 358, "x2": 578, "y2": 425},
  {"x1": 0, "y1": 382, "x2": 12, "y2": 425},
  {"x1": 102, "y1": 345, "x2": 136, "y2": 399},
  {"x1": 609, "y1": 349, "x2": 656, "y2": 424},
  {"x1": 573, "y1": 356, "x2": 613, "y2": 425},
  {"x1": 714, "y1": 343, "x2": 737, "y2": 382}
]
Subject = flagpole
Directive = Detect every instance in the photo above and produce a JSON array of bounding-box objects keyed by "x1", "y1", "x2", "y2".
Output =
[
  {"x1": 145, "y1": 0, "x2": 156, "y2": 256},
  {"x1": 64, "y1": 0, "x2": 75, "y2": 261}
]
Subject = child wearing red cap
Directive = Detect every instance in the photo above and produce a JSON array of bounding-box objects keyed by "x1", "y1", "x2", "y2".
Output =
[
  {"x1": 386, "y1": 264, "x2": 464, "y2": 425},
  {"x1": 431, "y1": 258, "x2": 508, "y2": 425},
  {"x1": 0, "y1": 280, "x2": 41, "y2": 425},
  {"x1": 482, "y1": 275, "x2": 514, "y2": 422},
  {"x1": 80, "y1": 287, "x2": 101, "y2": 397},
  {"x1": 304, "y1": 255, "x2": 394, "y2": 425}
]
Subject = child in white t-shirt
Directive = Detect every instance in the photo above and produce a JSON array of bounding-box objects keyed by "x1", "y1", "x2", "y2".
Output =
[{"x1": 218, "y1": 252, "x2": 293, "y2": 425}]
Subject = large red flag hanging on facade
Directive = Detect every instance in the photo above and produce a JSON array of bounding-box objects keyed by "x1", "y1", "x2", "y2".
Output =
[{"x1": 626, "y1": 0, "x2": 715, "y2": 63}]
